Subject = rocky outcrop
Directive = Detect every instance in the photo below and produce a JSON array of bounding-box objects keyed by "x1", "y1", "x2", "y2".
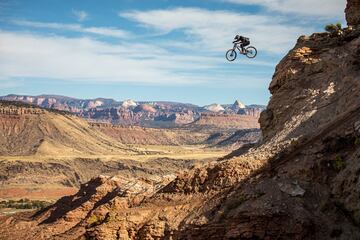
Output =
[
  {"x1": 260, "y1": 28, "x2": 360, "y2": 148},
  {"x1": 154, "y1": 112, "x2": 195, "y2": 124},
  {"x1": 0, "y1": 101, "x2": 45, "y2": 115},
  {"x1": 0, "y1": 176, "x2": 164, "y2": 240},
  {"x1": 0, "y1": 106, "x2": 44, "y2": 115},
  {"x1": 346, "y1": 0, "x2": 360, "y2": 26},
  {"x1": 133, "y1": 104, "x2": 157, "y2": 113},
  {"x1": 204, "y1": 103, "x2": 225, "y2": 112},
  {"x1": 121, "y1": 99, "x2": 137, "y2": 108}
]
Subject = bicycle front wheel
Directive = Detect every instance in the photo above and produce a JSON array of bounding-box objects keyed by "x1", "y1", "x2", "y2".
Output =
[
  {"x1": 245, "y1": 46, "x2": 257, "y2": 58},
  {"x1": 226, "y1": 49, "x2": 237, "y2": 62}
]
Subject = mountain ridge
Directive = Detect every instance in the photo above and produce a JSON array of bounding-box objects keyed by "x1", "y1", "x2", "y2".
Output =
[
  {"x1": 0, "y1": 94, "x2": 262, "y2": 109},
  {"x1": 0, "y1": 94, "x2": 265, "y2": 127}
]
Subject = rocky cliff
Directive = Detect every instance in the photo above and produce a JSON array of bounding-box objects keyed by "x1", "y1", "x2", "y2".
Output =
[
  {"x1": 259, "y1": 26, "x2": 360, "y2": 157},
  {"x1": 1, "y1": 3, "x2": 360, "y2": 240},
  {"x1": 346, "y1": 0, "x2": 360, "y2": 26}
]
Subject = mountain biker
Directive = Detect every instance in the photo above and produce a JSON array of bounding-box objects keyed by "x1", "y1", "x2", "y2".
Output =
[{"x1": 233, "y1": 35, "x2": 250, "y2": 52}]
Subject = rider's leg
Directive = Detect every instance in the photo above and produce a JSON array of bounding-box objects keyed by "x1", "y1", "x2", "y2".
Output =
[{"x1": 240, "y1": 44, "x2": 244, "y2": 53}]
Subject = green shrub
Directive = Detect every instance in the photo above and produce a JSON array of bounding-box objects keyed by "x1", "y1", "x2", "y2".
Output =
[
  {"x1": 325, "y1": 22, "x2": 342, "y2": 33},
  {"x1": 104, "y1": 213, "x2": 115, "y2": 223},
  {"x1": 332, "y1": 155, "x2": 346, "y2": 172},
  {"x1": 87, "y1": 214, "x2": 99, "y2": 225},
  {"x1": 0, "y1": 199, "x2": 51, "y2": 210},
  {"x1": 87, "y1": 214, "x2": 105, "y2": 226},
  {"x1": 21, "y1": 203, "x2": 33, "y2": 209}
]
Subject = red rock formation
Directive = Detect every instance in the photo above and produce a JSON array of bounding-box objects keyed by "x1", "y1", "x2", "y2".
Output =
[{"x1": 0, "y1": 95, "x2": 265, "y2": 127}]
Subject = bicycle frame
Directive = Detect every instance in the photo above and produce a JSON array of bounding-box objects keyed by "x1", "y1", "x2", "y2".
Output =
[
  {"x1": 226, "y1": 43, "x2": 257, "y2": 61},
  {"x1": 233, "y1": 43, "x2": 245, "y2": 54}
]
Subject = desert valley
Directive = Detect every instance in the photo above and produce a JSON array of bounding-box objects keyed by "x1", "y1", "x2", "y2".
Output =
[{"x1": 0, "y1": 97, "x2": 262, "y2": 204}]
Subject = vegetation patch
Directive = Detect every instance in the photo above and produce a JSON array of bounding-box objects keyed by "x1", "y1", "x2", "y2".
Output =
[
  {"x1": 332, "y1": 155, "x2": 346, "y2": 172},
  {"x1": 87, "y1": 214, "x2": 105, "y2": 227},
  {"x1": 0, "y1": 199, "x2": 52, "y2": 210},
  {"x1": 104, "y1": 212, "x2": 116, "y2": 223},
  {"x1": 325, "y1": 22, "x2": 342, "y2": 33}
]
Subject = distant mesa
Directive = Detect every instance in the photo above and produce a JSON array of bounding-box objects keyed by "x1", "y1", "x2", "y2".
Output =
[
  {"x1": 0, "y1": 94, "x2": 266, "y2": 126},
  {"x1": 204, "y1": 103, "x2": 225, "y2": 112},
  {"x1": 133, "y1": 104, "x2": 157, "y2": 113},
  {"x1": 121, "y1": 99, "x2": 137, "y2": 108},
  {"x1": 87, "y1": 100, "x2": 104, "y2": 108}
]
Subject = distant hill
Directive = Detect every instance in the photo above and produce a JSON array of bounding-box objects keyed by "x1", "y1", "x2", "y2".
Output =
[
  {"x1": 188, "y1": 113, "x2": 260, "y2": 131},
  {"x1": 0, "y1": 94, "x2": 266, "y2": 127},
  {"x1": 0, "y1": 101, "x2": 136, "y2": 156}
]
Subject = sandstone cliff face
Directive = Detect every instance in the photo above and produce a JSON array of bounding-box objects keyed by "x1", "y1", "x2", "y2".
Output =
[
  {"x1": 259, "y1": 28, "x2": 360, "y2": 153},
  {"x1": 346, "y1": 0, "x2": 360, "y2": 26},
  {"x1": 0, "y1": 107, "x2": 44, "y2": 115}
]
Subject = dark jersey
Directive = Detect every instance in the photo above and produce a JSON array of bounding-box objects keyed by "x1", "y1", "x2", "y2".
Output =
[{"x1": 233, "y1": 36, "x2": 250, "y2": 46}]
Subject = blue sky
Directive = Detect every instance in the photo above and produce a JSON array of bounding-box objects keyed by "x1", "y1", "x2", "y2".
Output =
[{"x1": 0, "y1": 0, "x2": 346, "y2": 105}]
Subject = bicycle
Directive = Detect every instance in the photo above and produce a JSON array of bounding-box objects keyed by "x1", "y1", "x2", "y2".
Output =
[{"x1": 226, "y1": 43, "x2": 257, "y2": 61}]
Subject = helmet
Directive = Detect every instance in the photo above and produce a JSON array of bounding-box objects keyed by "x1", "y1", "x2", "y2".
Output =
[{"x1": 235, "y1": 35, "x2": 240, "y2": 39}]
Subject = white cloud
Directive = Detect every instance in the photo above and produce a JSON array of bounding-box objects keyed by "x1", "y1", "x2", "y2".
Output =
[
  {"x1": 0, "y1": 31, "x2": 243, "y2": 85},
  {"x1": 12, "y1": 20, "x2": 130, "y2": 38},
  {"x1": 72, "y1": 9, "x2": 89, "y2": 22},
  {"x1": 120, "y1": 8, "x2": 311, "y2": 54},
  {"x1": 2, "y1": 8, "x2": 297, "y2": 91},
  {"x1": 223, "y1": 0, "x2": 346, "y2": 18}
]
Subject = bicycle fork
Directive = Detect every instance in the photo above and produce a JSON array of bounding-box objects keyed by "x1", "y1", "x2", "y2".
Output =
[{"x1": 233, "y1": 44, "x2": 237, "y2": 52}]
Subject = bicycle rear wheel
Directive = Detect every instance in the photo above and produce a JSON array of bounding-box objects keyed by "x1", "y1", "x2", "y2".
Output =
[
  {"x1": 226, "y1": 49, "x2": 237, "y2": 61},
  {"x1": 245, "y1": 46, "x2": 257, "y2": 58}
]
